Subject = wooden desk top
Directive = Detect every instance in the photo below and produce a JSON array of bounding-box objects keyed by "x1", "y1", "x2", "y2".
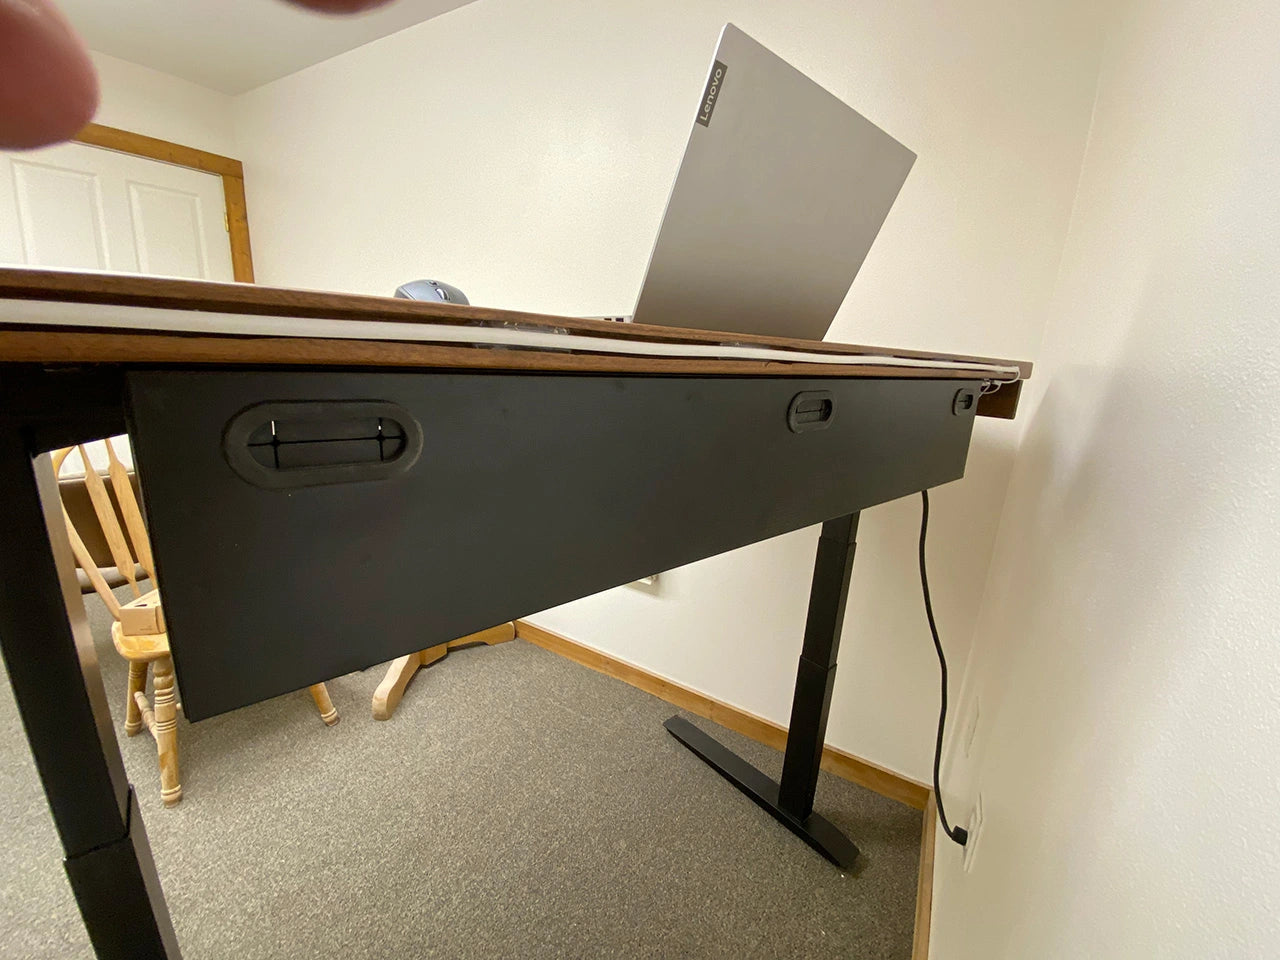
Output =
[{"x1": 0, "y1": 268, "x2": 1029, "y2": 417}]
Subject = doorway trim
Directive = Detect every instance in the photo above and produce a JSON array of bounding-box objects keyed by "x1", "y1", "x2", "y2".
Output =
[{"x1": 73, "y1": 123, "x2": 255, "y2": 283}]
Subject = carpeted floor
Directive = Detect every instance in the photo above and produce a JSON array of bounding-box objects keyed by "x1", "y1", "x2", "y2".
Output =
[{"x1": 0, "y1": 588, "x2": 922, "y2": 959}]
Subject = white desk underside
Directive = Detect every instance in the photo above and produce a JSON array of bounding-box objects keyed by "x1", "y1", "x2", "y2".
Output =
[{"x1": 0, "y1": 299, "x2": 1021, "y2": 382}]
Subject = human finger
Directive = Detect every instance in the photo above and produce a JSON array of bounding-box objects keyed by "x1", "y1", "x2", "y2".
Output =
[
  {"x1": 282, "y1": 0, "x2": 397, "y2": 12},
  {"x1": 0, "y1": 0, "x2": 99, "y2": 149}
]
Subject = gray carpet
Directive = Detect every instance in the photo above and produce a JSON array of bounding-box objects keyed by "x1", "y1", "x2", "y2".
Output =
[{"x1": 0, "y1": 588, "x2": 922, "y2": 959}]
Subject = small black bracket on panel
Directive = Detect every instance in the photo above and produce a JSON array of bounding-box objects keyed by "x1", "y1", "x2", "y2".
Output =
[{"x1": 952, "y1": 388, "x2": 978, "y2": 416}]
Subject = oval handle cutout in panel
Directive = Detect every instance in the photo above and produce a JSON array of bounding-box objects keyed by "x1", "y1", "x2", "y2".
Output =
[
  {"x1": 787, "y1": 391, "x2": 836, "y2": 433},
  {"x1": 224, "y1": 400, "x2": 422, "y2": 489}
]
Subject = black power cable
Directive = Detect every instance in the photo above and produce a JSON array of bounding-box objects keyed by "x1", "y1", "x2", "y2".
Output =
[{"x1": 919, "y1": 489, "x2": 969, "y2": 846}]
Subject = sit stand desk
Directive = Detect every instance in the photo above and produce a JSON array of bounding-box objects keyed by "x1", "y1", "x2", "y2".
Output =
[{"x1": 0, "y1": 268, "x2": 1027, "y2": 959}]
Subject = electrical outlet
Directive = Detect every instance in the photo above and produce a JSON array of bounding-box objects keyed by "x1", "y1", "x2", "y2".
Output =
[
  {"x1": 962, "y1": 794, "x2": 984, "y2": 873},
  {"x1": 962, "y1": 697, "x2": 980, "y2": 759}
]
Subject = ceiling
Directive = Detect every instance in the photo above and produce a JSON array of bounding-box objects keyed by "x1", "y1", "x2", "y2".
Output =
[{"x1": 58, "y1": 0, "x2": 480, "y2": 95}]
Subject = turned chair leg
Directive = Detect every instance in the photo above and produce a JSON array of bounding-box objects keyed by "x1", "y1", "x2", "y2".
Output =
[
  {"x1": 309, "y1": 683, "x2": 340, "y2": 726},
  {"x1": 152, "y1": 656, "x2": 182, "y2": 806},
  {"x1": 124, "y1": 661, "x2": 148, "y2": 736}
]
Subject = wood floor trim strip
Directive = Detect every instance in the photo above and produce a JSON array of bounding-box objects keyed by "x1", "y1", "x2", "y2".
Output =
[
  {"x1": 513, "y1": 619, "x2": 929, "y2": 810},
  {"x1": 912, "y1": 793, "x2": 938, "y2": 960}
]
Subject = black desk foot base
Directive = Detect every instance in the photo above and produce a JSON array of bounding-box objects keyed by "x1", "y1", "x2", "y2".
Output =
[{"x1": 664, "y1": 716, "x2": 859, "y2": 869}]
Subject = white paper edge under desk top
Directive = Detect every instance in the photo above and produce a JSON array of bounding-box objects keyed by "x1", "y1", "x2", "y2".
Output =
[{"x1": 0, "y1": 298, "x2": 1022, "y2": 382}]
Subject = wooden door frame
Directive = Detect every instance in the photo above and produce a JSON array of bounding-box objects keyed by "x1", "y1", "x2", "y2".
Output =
[{"x1": 73, "y1": 122, "x2": 254, "y2": 283}]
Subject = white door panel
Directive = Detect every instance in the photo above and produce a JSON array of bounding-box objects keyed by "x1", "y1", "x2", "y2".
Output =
[
  {"x1": 10, "y1": 159, "x2": 110, "y2": 269},
  {"x1": 2, "y1": 139, "x2": 239, "y2": 471},
  {"x1": 129, "y1": 181, "x2": 212, "y2": 278}
]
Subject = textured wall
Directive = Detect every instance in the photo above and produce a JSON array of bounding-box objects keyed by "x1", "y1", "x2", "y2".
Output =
[{"x1": 931, "y1": 0, "x2": 1280, "y2": 955}]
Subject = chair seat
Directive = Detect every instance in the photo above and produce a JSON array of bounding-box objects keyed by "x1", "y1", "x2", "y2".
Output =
[{"x1": 110, "y1": 619, "x2": 170, "y2": 661}]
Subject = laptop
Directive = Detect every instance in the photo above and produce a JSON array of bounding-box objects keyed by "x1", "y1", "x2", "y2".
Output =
[{"x1": 613, "y1": 23, "x2": 916, "y2": 341}]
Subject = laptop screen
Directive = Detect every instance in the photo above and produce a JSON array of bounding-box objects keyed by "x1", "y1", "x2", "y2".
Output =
[{"x1": 630, "y1": 24, "x2": 915, "y2": 342}]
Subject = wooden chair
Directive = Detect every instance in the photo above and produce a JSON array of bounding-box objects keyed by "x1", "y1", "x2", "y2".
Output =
[{"x1": 54, "y1": 440, "x2": 339, "y2": 807}]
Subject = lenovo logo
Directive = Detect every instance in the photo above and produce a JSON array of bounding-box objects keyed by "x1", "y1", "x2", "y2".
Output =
[{"x1": 696, "y1": 60, "x2": 728, "y2": 127}]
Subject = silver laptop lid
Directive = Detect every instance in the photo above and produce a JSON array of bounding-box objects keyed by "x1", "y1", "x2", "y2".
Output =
[{"x1": 630, "y1": 24, "x2": 916, "y2": 340}]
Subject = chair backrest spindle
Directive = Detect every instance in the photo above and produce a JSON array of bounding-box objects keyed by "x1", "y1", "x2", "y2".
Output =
[
  {"x1": 75, "y1": 443, "x2": 141, "y2": 598},
  {"x1": 104, "y1": 437, "x2": 155, "y2": 581},
  {"x1": 54, "y1": 444, "x2": 152, "y2": 619}
]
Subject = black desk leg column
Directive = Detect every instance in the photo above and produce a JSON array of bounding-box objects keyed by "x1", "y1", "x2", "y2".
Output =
[
  {"x1": 0, "y1": 436, "x2": 180, "y2": 959},
  {"x1": 665, "y1": 513, "x2": 860, "y2": 868}
]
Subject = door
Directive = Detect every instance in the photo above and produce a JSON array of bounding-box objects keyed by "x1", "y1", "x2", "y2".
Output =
[
  {"x1": 0, "y1": 140, "x2": 235, "y2": 279},
  {"x1": 1, "y1": 138, "x2": 239, "y2": 473}
]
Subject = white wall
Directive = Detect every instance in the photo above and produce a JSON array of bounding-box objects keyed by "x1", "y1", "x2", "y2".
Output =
[
  {"x1": 232, "y1": 0, "x2": 1104, "y2": 780},
  {"x1": 931, "y1": 0, "x2": 1280, "y2": 956},
  {"x1": 90, "y1": 51, "x2": 237, "y2": 157}
]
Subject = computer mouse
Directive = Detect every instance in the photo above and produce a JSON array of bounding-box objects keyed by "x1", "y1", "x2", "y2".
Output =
[{"x1": 393, "y1": 279, "x2": 470, "y2": 304}]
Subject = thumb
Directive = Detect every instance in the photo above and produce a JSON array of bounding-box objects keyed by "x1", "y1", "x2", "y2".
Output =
[{"x1": 0, "y1": 0, "x2": 99, "y2": 150}]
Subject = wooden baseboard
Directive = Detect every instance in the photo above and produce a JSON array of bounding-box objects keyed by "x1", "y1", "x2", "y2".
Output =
[
  {"x1": 912, "y1": 793, "x2": 937, "y2": 959},
  {"x1": 513, "y1": 619, "x2": 929, "y2": 810}
]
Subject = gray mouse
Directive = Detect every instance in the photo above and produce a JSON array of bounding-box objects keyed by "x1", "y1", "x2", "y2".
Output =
[{"x1": 393, "y1": 279, "x2": 469, "y2": 304}]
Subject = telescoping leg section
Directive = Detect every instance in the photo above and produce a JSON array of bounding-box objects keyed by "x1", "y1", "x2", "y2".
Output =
[{"x1": 665, "y1": 512, "x2": 861, "y2": 868}]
